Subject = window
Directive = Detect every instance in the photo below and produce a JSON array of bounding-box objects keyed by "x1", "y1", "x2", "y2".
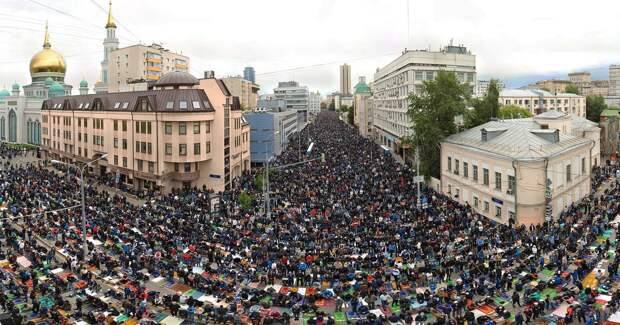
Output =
[
  {"x1": 508, "y1": 175, "x2": 515, "y2": 195},
  {"x1": 205, "y1": 141, "x2": 211, "y2": 153},
  {"x1": 122, "y1": 157, "x2": 127, "y2": 167},
  {"x1": 495, "y1": 206, "x2": 502, "y2": 218},
  {"x1": 179, "y1": 122, "x2": 186, "y2": 135},
  {"x1": 165, "y1": 122, "x2": 172, "y2": 135},
  {"x1": 140, "y1": 142, "x2": 147, "y2": 153},
  {"x1": 114, "y1": 102, "x2": 120, "y2": 109},
  {"x1": 483, "y1": 168, "x2": 489, "y2": 186},
  {"x1": 114, "y1": 120, "x2": 118, "y2": 131},
  {"x1": 454, "y1": 159, "x2": 459, "y2": 175},
  {"x1": 148, "y1": 162, "x2": 154, "y2": 173},
  {"x1": 114, "y1": 155, "x2": 118, "y2": 165},
  {"x1": 135, "y1": 141, "x2": 140, "y2": 153},
  {"x1": 581, "y1": 157, "x2": 586, "y2": 174},
  {"x1": 113, "y1": 138, "x2": 118, "y2": 148},
  {"x1": 174, "y1": 163, "x2": 179, "y2": 172},
  {"x1": 122, "y1": 139, "x2": 127, "y2": 150},
  {"x1": 205, "y1": 121, "x2": 210, "y2": 133},
  {"x1": 484, "y1": 201, "x2": 489, "y2": 212},
  {"x1": 137, "y1": 159, "x2": 143, "y2": 171},
  {"x1": 122, "y1": 120, "x2": 127, "y2": 131},
  {"x1": 184, "y1": 163, "x2": 191, "y2": 173},
  {"x1": 122, "y1": 102, "x2": 129, "y2": 109},
  {"x1": 194, "y1": 143, "x2": 201, "y2": 155},
  {"x1": 179, "y1": 144, "x2": 187, "y2": 156},
  {"x1": 473, "y1": 165, "x2": 478, "y2": 182},
  {"x1": 463, "y1": 162, "x2": 468, "y2": 178},
  {"x1": 447, "y1": 157, "x2": 452, "y2": 171},
  {"x1": 165, "y1": 143, "x2": 172, "y2": 155},
  {"x1": 473, "y1": 196, "x2": 479, "y2": 208},
  {"x1": 193, "y1": 122, "x2": 200, "y2": 134},
  {"x1": 566, "y1": 164, "x2": 572, "y2": 182},
  {"x1": 179, "y1": 101, "x2": 188, "y2": 109},
  {"x1": 495, "y1": 172, "x2": 502, "y2": 190},
  {"x1": 192, "y1": 101, "x2": 201, "y2": 109},
  {"x1": 165, "y1": 101, "x2": 174, "y2": 109}
]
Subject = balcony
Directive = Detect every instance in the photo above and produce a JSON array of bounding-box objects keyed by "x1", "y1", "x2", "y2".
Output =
[
  {"x1": 146, "y1": 57, "x2": 162, "y2": 63},
  {"x1": 146, "y1": 66, "x2": 162, "y2": 72},
  {"x1": 165, "y1": 170, "x2": 200, "y2": 181},
  {"x1": 145, "y1": 74, "x2": 160, "y2": 80},
  {"x1": 175, "y1": 64, "x2": 187, "y2": 70}
]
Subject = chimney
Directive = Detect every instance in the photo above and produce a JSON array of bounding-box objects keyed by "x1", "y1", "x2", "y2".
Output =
[{"x1": 204, "y1": 71, "x2": 215, "y2": 79}]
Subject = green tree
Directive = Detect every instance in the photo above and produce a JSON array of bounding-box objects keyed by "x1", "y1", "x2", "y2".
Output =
[
  {"x1": 586, "y1": 95, "x2": 607, "y2": 122},
  {"x1": 347, "y1": 106, "x2": 354, "y2": 125},
  {"x1": 407, "y1": 71, "x2": 469, "y2": 179},
  {"x1": 497, "y1": 105, "x2": 533, "y2": 119},
  {"x1": 238, "y1": 190, "x2": 253, "y2": 211},
  {"x1": 464, "y1": 79, "x2": 500, "y2": 128},
  {"x1": 564, "y1": 83, "x2": 579, "y2": 95},
  {"x1": 254, "y1": 174, "x2": 264, "y2": 190}
]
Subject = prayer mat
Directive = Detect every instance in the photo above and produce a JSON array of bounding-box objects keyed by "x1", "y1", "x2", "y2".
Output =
[
  {"x1": 390, "y1": 303, "x2": 401, "y2": 314},
  {"x1": 334, "y1": 311, "x2": 346, "y2": 323},
  {"x1": 542, "y1": 288, "x2": 558, "y2": 299},
  {"x1": 477, "y1": 305, "x2": 495, "y2": 315},
  {"x1": 494, "y1": 297, "x2": 508, "y2": 306},
  {"x1": 171, "y1": 283, "x2": 191, "y2": 293}
]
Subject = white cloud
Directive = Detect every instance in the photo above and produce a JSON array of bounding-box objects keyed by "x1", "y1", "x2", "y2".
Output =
[{"x1": 1, "y1": 0, "x2": 620, "y2": 93}]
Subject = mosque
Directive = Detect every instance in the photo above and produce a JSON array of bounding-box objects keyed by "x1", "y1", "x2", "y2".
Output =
[{"x1": 0, "y1": 23, "x2": 86, "y2": 144}]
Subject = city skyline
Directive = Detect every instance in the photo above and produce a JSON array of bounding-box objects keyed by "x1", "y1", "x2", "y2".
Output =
[{"x1": 2, "y1": 0, "x2": 620, "y2": 95}]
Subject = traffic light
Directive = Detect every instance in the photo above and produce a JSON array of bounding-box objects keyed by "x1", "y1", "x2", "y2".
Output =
[{"x1": 321, "y1": 153, "x2": 326, "y2": 163}]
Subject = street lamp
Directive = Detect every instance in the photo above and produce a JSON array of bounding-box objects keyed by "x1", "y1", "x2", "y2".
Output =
[{"x1": 51, "y1": 153, "x2": 108, "y2": 259}]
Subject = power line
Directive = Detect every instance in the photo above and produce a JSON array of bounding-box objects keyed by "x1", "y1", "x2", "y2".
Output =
[{"x1": 26, "y1": 0, "x2": 102, "y2": 30}]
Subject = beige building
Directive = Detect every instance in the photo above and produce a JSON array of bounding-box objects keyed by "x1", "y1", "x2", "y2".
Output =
[
  {"x1": 221, "y1": 76, "x2": 259, "y2": 110},
  {"x1": 600, "y1": 108, "x2": 620, "y2": 156},
  {"x1": 567, "y1": 72, "x2": 609, "y2": 96},
  {"x1": 441, "y1": 115, "x2": 595, "y2": 225},
  {"x1": 499, "y1": 89, "x2": 586, "y2": 117},
  {"x1": 340, "y1": 63, "x2": 351, "y2": 96},
  {"x1": 107, "y1": 43, "x2": 189, "y2": 93},
  {"x1": 353, "y1": 77, "x2": 373, "y2": 138},
  {"x1": 534, "y1": 79, "x2": 572, "y2": 94},
  {"x1": 41, "y1": 71, "x2": 249, "y2": 193}
]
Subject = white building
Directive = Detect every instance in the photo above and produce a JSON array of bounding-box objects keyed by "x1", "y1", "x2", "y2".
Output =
[
  {"x1": 476, "y1": 79, "x2": 504, "y2": 98},
  {"x1": 0, "y1": 24, "x2": 74, "y2": 144},
  {"x1": 373, "y1": 45, "x2": 476, "y2": 160},
  {"x1": 274, "y1": 81, "x2": 309, "y2": 130},
  {"x1": 308, "y1": 91, "x2": 321, "y2": 116},
  {"x1": 441, "y1": 112, "x2": 596, "y2": 225},
  {"x1": 499, "y1": 89, "x2": 586, "y2": 117}
]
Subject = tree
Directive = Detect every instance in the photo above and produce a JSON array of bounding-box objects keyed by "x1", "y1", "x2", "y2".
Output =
[
  {"x1": 586, "y1": 95, "x2": 607, "y2": 122},
  {"x1": 564, "y1": 83, "x2": 579, "y2": 95},
  {"x1": 238, "y1": 190, "x2": 253, "y2": 211},
  {"x1": 347, "y1": 106, "x2": 354, "y2": 125},
  {"x1": 464, "y1": 79, "x2": 500, "y2": 128},
  {"x1": 254, "y1": 174, "x2": 264, "y2": 190},
  {"x1": 497, "y1": 105, "x2": 533, "y2": 119},
  {"x1": 407, "y1": 71, "x2": 469, "y2": 179}
]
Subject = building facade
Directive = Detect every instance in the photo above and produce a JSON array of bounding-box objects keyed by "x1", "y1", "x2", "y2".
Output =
[
  {"x1": 243, "y1": 67, "x2": 256, "y2": 84},
  {"x1": 257, "y1": 98, "x2": 287, "y2": 112},
  {"x1": 107, "y1": 44, "x2": 189, "y2": 93},
  {"x1": 534, "y1": 79, "x2": 572, "y2": 94},
  {"x1": 600, "y1": 108, "x2": 620, "y2": 156},
  {"x1": 340, "y1": 64, "x2": 351, "y2": 96},
  {"x1": 476, "y1": 79, "x2": 504, "y2": 98},
  {"x1": 609, "y1": 65, "x2": 620, "y2": 97},
  {"x1": 353, "y1": 77, "x2": 373, "y2": 138},
  {"x1": 41, "y1": 71, "x2": 249, "y2": 193},
  {"x1": 499, "y1": 89, "x2": 586, "y2": 117},
  {"x1": 245, "y1": 110, "x2": 297, "y2": 165},
  {"x1": 308, "y1": 91, "x2": 321, "y2": 116},
  {"x1": 0, "y1": 24, "x2": 73, "y2": 144},
  {"x1": 441, "y1": 118, "x2": 594, "y2": 225},
  {"x1": 274, "y1": 81, "x2": 309, "y2": 130},
  {"x1": 373, "y1": 45, "x2": 476, "y2": 159},
  {"x1": 221, "y1": 76, "x2": 259, "y2": 110}
]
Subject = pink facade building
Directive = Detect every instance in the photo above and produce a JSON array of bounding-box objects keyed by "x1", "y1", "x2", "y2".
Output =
[{"x1": 41, "y1": 71, "x2": 250, "y2": 193}]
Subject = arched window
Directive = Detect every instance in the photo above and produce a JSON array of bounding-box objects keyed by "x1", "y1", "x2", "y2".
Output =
[
  {"x1": 8, "y1": 110, "x2": 17, "y2": 142},
  {"x1": 35, "y1": 121, "x2": 41, "y2": 144},
  {"x1": 27, "y1": 119, "x2": 32, "y2": 143},
  {"x1": 0, "y1": 116, "x2": 5, "y2": 140}
]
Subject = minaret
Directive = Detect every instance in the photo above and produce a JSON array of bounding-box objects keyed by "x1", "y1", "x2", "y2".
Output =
[
  {"x1": 95, "y1": 0, "x2": 119, "y2": 94},
  {"x1": 79, "y1": 79, "x2": 89, "y2": 95}
]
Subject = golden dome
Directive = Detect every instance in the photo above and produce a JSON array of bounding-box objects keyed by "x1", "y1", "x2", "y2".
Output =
[{"x1": 29, "y1": 23, "x2": 66, "y2": 75}]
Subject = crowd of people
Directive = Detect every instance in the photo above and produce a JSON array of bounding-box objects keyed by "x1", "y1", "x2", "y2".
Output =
[{"x1": 0, "y1": 112, "x2": 618, "y2": 324}]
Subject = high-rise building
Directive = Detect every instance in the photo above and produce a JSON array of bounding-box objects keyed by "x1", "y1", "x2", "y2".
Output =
[
  {"x1": 274, "y1": 81, "x2": 309, "y2": 130},
  {"x1": 221, "y1": 76, "x2": 259, "y2": 110},
  {"x1": 94, "y1": 0, "x2": 120, "y2": 94},
  {"x1": 476, "y1": 79, "x2": 505, "y2": 97},
  {"x1": 41, "y1": 71, "x2": 250, "y2": 193},
  {"x1": 609, "y1": 65, "x2": 620, "y2": 97},
  {"x1": 373, "y1": 45, "x2": 476, "y2": 160},
  {"x1": 0, "y1": 23, "x2": 73, "y2": 145},
  {"x1": 308, "y1": 91, "x2": 321, "y2": 116},
  {"x1": 106, "y1": 44, "x2": 189, "y2": 93},
  {"x1": 244, "y1": 67, "x2": 256, "y2": 84},
  {"x1": 245, "y1": 110, "x2": 297, "y2": 165},
  {"x1": 340, "y1": 64, "x2": 351, "y2": 96}
]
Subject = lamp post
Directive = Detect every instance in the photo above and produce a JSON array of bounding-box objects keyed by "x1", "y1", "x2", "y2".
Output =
[{"x1": 51, "y1": 154, "x2": 108, "y2": 259}]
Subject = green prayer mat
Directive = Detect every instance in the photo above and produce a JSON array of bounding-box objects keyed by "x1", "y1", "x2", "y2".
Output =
[
  {"x1": 391, "y1": 303, "x2": 401, "y2": 313},
  {"x1": 541, "y1": 269, "x2": 555, "y2": 278},
  {"x1": 334, "y1": 311, "x2": 346, "y2": 322},
  {"x1": 494, "y1": 297, "x2": 508, "y2": 306},
  {"x1": 183, "y1": 289, "x2": 196, "y2": 297},
  {"x1": 541, "y1": 288, "x2": 557, "y2": 300},
  {"x1": 302, "y1": 312, "x2": 316, "y2": 325}
]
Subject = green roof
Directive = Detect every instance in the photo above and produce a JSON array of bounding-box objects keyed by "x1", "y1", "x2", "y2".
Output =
[
  {"x1": 80, "y1": 79, "x2": 88, "y2": 87},
  {"x1": 601, "y1": 109, "x2": 620, "y2": 117},
  {"x1": 11, "y1": 83, "x2": 19, "y2": 90},
  {"x1": 354, "y1": 81, "x2": 371, "y2": 94},
  {"x1": 49, "y1": 82, "x2": 65, "y2": 95},
  {"x1": 0, "y1": 89, "x2": 10, "y2": 97},
  {"x1": 44, "y1": 77, "x2": 54, "y2": 86}
]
